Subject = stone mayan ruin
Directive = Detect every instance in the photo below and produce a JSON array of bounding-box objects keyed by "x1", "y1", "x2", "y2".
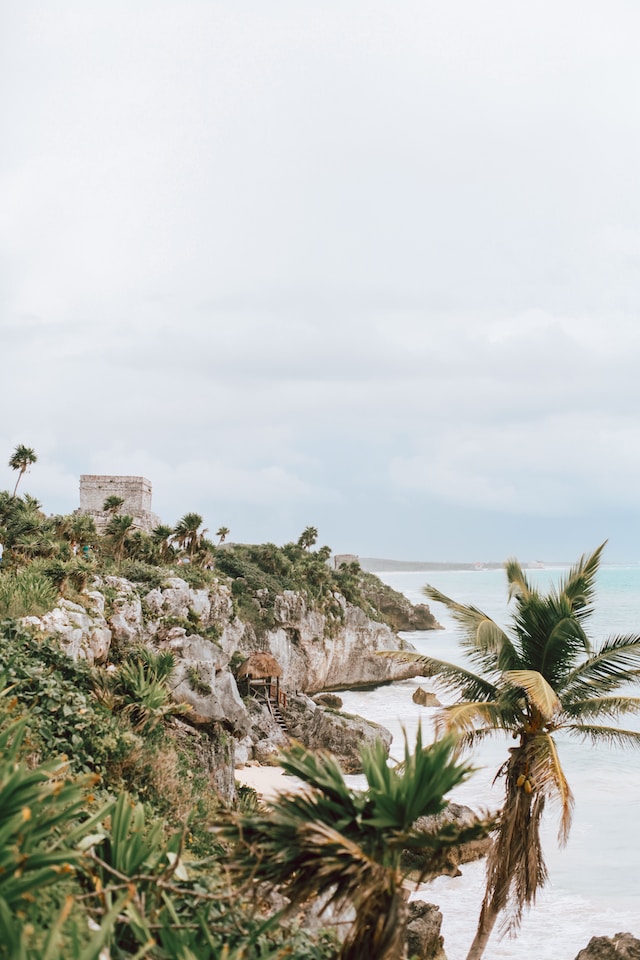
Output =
[{"x1": 78, "y1": 475, "x2": 160, "y2": 532}]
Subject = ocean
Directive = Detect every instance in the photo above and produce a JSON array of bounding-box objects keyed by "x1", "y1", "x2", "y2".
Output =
[{"x1": 339, "y1": 564, "x2": 640, "y2": 959}]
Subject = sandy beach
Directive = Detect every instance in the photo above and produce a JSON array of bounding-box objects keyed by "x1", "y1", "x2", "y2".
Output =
[{"x1": 234, "y1": 764, "x2": 302, "y2": 800}]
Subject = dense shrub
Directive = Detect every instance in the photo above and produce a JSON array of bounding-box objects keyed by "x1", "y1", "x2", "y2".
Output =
[{"x1": 0, "y1": 623, "x2": 134, "y2": 775}]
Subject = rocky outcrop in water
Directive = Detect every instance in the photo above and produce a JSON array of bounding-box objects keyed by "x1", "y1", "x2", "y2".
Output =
[
  {"x1": 412, "y1": 686, "x2": 442, "y2": 707},
  {"x1": 406, "y1": 901, "x2": 447, "y2": 960},
  {"x1": 574, "y1": 934, "x2": 640, "y2": 960},
  {"x1": 402, "y1": 803, "x2": 492, "y2": 877}
]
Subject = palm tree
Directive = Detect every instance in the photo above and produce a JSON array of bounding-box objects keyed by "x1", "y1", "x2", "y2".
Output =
[
  {"x1": 103, "y1": 495, "x2": 125, "y2": 515},
  {"x1": 216, "y1": 525, "x2": 230, "y2": 545},
  {"x1": 106, "y1": 514, "x2": 134, "y2": 563},
  {"x1": 172, "y1": 512, "x2": 207, "y2": 558},
  {"x1": 151, "y1": 524, "x2": 175, "y2": 563},
  {"x1": 384, "y1": 544, "x2": 640, "y2": 960},
  {"x1": 297, "y1": 525, "x2": 318, "y2": 551},
  {"x1": 218, "y1": 729, "x2": 488, "y2": 960},
  {"x1": 8, "y1": 446, "x2": 37, "y2": 496}
]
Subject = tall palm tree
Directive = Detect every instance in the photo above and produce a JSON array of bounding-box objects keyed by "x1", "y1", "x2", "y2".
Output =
[
  {"x1": 218, "y1": 729, "x2": 488, "y2": 960},
  {"x1": 8, "y1": 446, "x2": 37, "y2": 496},
  {"x1": 384, "y1": 543, "x2": 640, "y2": 960},
  {"x1": 172, "y1": 512, "x2": 207, "y2": 558}
]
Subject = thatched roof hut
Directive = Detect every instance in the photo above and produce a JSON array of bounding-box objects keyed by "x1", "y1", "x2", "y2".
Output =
[{"x1": 236, "y1": 652, "x2": 283, "y2": 681}]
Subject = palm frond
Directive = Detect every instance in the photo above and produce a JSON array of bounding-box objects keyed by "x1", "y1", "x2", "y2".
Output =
[
  {"x1": 435, "y1": 701, "x2": 520, "y2": 739},
  {"x1": 378, "y1": 650, "x2": 499, "y2": 702},
  {"x1": 528, "y1": 732, "x2": 573, "y2": 844},
  {"x1": 539, "y1": 612, "x2": 591, "y2": 679},
  {"x1": 362, "y1": 729, "x2": 474, "y2": 832},
  {"x1": 562, "y1": 696, "x2": 640, "y2": 722},
  {"x1": 556, "y1": 541, "x2": 606, "y2": 616},
  {"x1": 559, "y1": 634, "x2": 640, "y2": 701},
  {"x1": 564, "y1": 724, "x2": 640, "y2": 750},
  {"x1": 504, "y1": 558, "x2": 534, "y2": 602},
  {"x1": 503, "y1": 670, "x2": 561, "y2": 721},
  {"x1": 423, "y1": 585, "x2": 520, "y2": 672}
]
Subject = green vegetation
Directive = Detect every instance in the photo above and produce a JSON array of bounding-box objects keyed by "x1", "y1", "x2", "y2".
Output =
[
  {"x1": 385, "y1": 544, "x2": 640, "y2": 960},
  {"x1": 219, "y1": 729, "x2": 488, "y2": 960},
  {"x1": 0, "y1": 464, "x2": 494, "y2": 957},
  {"x1": 8, "y1": 443, "x2": 37, "y2": 496}
]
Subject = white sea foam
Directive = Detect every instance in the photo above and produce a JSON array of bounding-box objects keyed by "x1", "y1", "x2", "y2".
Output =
[{"x1": 338, "y1": 564, "x2": 640, "y2": 957}]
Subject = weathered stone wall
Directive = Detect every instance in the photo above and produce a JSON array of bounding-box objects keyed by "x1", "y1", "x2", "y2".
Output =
[{"x1": 79, "y1": 475, "x2": 159, "y2": 532}]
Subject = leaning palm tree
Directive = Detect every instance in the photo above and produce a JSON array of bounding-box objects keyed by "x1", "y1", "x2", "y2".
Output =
[
  {"x1": 8, "y1": 445, "x2": 37, "y2": 496},
  {"x1": 217, "y1": 729, "x2": 489, "y2": 960},
  {"x1": 215, "y1": 525, "x2": 230, "y2": 545},
  {"x1": 383, "y1": 543, "x2": 640, "y2": 960}
]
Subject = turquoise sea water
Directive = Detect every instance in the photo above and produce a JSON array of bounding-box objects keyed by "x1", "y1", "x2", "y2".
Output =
[{"x1": 339, "y1": 564, "x2": 640, "y2": 959}]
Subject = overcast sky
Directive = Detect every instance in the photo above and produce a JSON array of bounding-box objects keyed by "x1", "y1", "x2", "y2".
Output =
[{"x1": 3, "y1": 1, "x2": 640, "y2": 562}]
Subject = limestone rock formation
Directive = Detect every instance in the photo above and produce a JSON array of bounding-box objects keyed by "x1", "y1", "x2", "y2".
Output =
[
  {"x1": 263, "y1": 590, "x2": 427, "y2": 692},
  {"x1": 170, "y1": 662, "x2": 249, "y2": 737},
  {"x1": 313, "y1": 692, "x2": 343, "y2": 709},
  {"x1": 21, "y1": 571, "x2": 432, "y2": 790},
  {"x1": 358, "y1": 573, "x2": 443, "y2": 632},
  {"x1": 22, "y1": 597, "x2": 111, "y2": 665},
  {"x1": 412, "y1": 686, "x2": 442, "y2": 707},
  {"x1": 406, "y1": 900, "x2": 447, "y2": 960},
  {"x1": 284, "y1": 692, "x2": 392, "y2": 773},
  {"x1": 574, "y1": 934, "x2": 640, "y2": 960},
  {"x1": 402, "y1": 803, "x2": 491, "y2": 877}
]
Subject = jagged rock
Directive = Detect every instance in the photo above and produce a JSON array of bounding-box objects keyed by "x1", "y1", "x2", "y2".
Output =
[
  {"x1": 243, "y1": 698, "x2": 289, "y2": 760},
  {"x1": 285, "y1": 693, "x2": 392, "y2": 773},
  {"x1": 172, "y1": 718, "x2": 236, "y2": 802},
  {"x1": 233, "y1": 735, "x2": 254, "y2": 766},
  {"x1": 402, "y1": 803, "x2": 491, "y2": 877},
  {"x1": 22, "y1": 599, "x2": 112, "y2": 665},
  {"x1": 358, "y1": 575, "x2": 443, "y2": 632},
  {"x1": 412, "y1": 686, "x2": 442, "y2": 707},
  {"x1": 161, "y1": 632, "x2": 227, "y2": 669},
  {"x1": 313, "y1": 692, "x2": 343, "y2": 709},
  {"x1": 406, "y1": 901, "x2": 447, "y2": 960},
  {"x1": 574, "y1": 934, "x2": 640, "y2": 960},
  {"x1": 170, "y1": 663, "x2": 250, "y2": 736},
  {"x1": 267, "y1": 593, "x2": 427, "y2": 692},
  {"x1": 253, "y1": 739, "x2": 283, "y2": 764}
]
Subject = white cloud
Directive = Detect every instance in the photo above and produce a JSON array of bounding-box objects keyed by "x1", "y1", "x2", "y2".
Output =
[{"x1": 4, "y1": 1, "x2": 640, "y2": 557}]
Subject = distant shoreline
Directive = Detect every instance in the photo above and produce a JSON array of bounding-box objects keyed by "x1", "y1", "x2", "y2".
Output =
[{"x1": 359, "y1": 558, "x2": 553, "y2": 573}]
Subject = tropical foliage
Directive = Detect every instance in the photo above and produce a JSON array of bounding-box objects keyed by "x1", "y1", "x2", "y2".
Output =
[
  {"x1": 8, "y1": 444, "x2": 37, "y2": 496},
  {"x1": 218, "y1": 728, "x2": 489, "y2": 960},
  {"x1": 383, "y1": 543, "x2": 640, "y2": 960}
]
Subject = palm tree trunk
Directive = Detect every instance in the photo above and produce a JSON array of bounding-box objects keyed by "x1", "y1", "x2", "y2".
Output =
[
  {"x1": 12, "y1": 469, "x2": 25, "y2": 497},
  {"x1": 465, "y1": 903, "x2": 500, "y2": 960}
]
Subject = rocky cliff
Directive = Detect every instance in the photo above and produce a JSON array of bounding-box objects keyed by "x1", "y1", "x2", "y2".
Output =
[{"x1": 22, "y1": 572, "x2": 431, "y2": 779}]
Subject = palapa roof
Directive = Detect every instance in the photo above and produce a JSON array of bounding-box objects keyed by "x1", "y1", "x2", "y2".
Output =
[{"x1": 236, "y1": 652, "x2": 283, "y2": 680}]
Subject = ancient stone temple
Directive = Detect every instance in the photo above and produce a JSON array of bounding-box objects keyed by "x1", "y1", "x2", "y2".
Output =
[{"x1": 78, "y1": 475, "x2": 160, "y2": 532}]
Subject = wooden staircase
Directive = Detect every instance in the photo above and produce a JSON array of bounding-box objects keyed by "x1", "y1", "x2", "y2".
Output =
[{"x1": 267, "y1": 697, "x2": 288, "y2": 734}]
